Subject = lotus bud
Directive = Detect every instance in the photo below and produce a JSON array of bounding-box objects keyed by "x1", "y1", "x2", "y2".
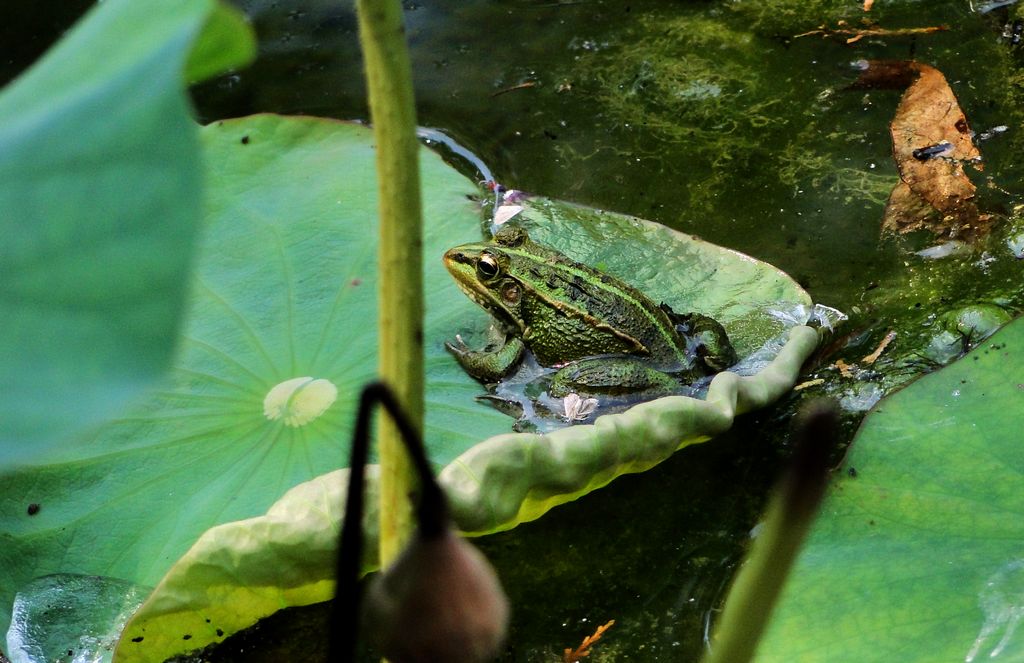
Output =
[{"x1": 364, "y1": 526, "x2": 509, "y2": 663}]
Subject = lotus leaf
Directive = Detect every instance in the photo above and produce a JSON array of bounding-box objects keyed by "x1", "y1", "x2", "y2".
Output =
[
  {"x1": 109, "y1": 112, "x2": 815, "y2": 661},
  {"x1": 757, "y1": 316, "x2": 1024, "y2": 662},
  {"x1": 3, "y1": 103, "x2": 817, "y2": 661},
  {"x1": 0, "y1": 0, "x2": 253, "y2": 465}
]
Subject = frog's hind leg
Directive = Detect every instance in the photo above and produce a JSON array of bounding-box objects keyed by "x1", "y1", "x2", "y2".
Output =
[{"x1": 548, "y1": 357, "x2": 681, "y2": 399}]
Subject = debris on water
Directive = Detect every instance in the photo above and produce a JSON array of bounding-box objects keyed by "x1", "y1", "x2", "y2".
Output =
[
  {"x1": 975, "y1": 125, "x2": 1009, "y2": 142},
  {"x1": 838, "y1": 382, "x2": 883, "y2": 411},
  {"x1": 1006, "y1": 230, "x2": 1024, "y2": 259},
  {"x1": 861, "y1": 330, "x2": 896, "y2": 365},
  {"x1": 833, "y1": 358, "x2": 857, "y2": 379},
  {"x1": 853, "y1": 60, "x2": 993, "y2": 240},
  {"x1": 491, "y1": 80, "x2": 538, "y2": 97},
  {"x1": 1004, "y1": 19, "x2": 1024, "y2": 45},
  {"x1": 911, "y1": 140, "x2": 953, "y2": 161},
  {"x1": 795, "y1": 22, "x2": 948, "y2": 43},
  {"x1": 923, "y1": 304, "x2": 1011, "y2": 363},
  {"x1": 484, "y1": 181, "x2": 530, "y2": 227},
  {"x1": 494, "y1": 204, "x2": 524, "y2": 225},
  {"x1": 915, "y1": 241, "x2": 970, "y2": 259},
  {"x1": 793, "y1": 378, "x2": 825, "y2": 391},
  {"x1": 971, "y1": 0, "x2": 1019, "y2": 15},
  {"x1": 562, "y1": 393, "x2": 599, "y2": 422},
  {"x1": 502, "y1": 189, "x2": 527, "y2": 204}
]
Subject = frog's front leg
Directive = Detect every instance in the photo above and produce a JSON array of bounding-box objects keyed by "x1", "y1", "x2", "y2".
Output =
[
  {"x1": 548, "y1": 357, "x2": 682, "y2": 399},
  {"x1": 445, "y1": 335, "x2": 525, "y2": 383}
]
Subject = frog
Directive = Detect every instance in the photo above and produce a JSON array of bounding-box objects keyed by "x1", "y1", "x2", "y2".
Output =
[{"x1": 443, "y1": 224, "x2": 737, "y2": 401}]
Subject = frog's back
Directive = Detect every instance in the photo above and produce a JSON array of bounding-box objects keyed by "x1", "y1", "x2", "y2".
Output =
[{"x1": 508, "y1": 239, "x2": 691, "y2": 369}]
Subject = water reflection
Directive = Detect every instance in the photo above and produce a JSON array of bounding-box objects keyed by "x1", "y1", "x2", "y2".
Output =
[{"x1": 966, "y1": 559, "x2": 1024, "y2": 661}]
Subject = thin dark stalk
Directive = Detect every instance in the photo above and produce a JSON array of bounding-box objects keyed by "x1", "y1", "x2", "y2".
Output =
[{"x1": 329, "y1": 381, "x2": 449, "y2": 662}]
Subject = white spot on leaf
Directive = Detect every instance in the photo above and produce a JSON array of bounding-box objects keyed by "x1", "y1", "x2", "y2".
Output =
[{"x1": 263, "y1": 377, "x2": 338, "y2": 427}]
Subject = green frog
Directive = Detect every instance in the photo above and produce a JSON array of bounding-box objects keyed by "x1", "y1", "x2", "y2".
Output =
[{"x1": 444, "y1": 224, "x2": 737, "y2": 400}]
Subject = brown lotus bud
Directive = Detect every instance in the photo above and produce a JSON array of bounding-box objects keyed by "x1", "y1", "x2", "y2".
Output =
[{"x1": 364, "y1": 527, "x2": 509, "y2": 663}]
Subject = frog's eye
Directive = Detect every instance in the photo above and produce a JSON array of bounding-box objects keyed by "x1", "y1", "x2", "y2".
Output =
[{"x1": 476, "y1": 252, "x2": 501, "y2": 281}]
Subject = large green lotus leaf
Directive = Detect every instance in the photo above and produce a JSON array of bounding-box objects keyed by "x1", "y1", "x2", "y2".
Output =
[
  {"x1": 0, "y1": 114, "x2": 510, "y2": 658},
  {"x1": 756, "y1": 316, "x2": 1024, "y2": 662},
  {"x1": 110, "y1": 116, "x2": 814, "y2": 662},
  {"x1": 2, "y1": 108, "x2": 813, "y2": 661},
  {"x1": 117, "y1": 327, "x2": 818, "y2": 662},
  {"x1": 111, "y1": 137, "x2": 814, "y2": 661},
  {"x1": 0, "y1": 0, "x2": 254, "y2": 465}
]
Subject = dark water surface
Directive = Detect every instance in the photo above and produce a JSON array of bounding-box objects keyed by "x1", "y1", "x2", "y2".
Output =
[
  {"x1": 191, "y1": 1, "x2": 1024, "y2": 309},
  {"x1": 6, "y1": 1, "x2": 1024, "y2": 661}
]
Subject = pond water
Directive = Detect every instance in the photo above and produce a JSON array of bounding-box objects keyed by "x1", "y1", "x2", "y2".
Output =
[{"x1": 6, "y1": 0, "x2": 1024, "y2": 661}]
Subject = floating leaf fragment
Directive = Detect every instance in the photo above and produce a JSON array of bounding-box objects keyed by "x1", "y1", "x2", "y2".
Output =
[{"x1": 855, "y1": 60, "x2": 992, "y2": 240}]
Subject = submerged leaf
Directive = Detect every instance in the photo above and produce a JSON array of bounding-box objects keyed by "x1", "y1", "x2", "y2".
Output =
[{"x1": 856, "y1": 60, "x2": 991, "y2": 239}]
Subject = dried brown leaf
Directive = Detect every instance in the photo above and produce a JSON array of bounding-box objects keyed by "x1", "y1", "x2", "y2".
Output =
[
  {"x1": 857, "y1": 60, "x2": 992, "y2": 240},
  {"x1": 881, "y1": 180, "x2": 942, "y2": 235},
  {"x1": 889, "y1": 63, "x2": 981, "y2": 202}
]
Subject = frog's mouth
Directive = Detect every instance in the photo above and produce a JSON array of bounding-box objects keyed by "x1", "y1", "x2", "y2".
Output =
[{"x1": 443, "y1": 247, "x2": 522, "y2": 333}]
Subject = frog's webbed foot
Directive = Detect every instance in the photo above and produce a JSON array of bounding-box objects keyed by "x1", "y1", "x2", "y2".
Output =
[
  {"x1": 445, "y1": 336, "x2": 526, "y2": 383},
  {"x1": 474, "y1": 394, "x2": 525, "y2": 420}
]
